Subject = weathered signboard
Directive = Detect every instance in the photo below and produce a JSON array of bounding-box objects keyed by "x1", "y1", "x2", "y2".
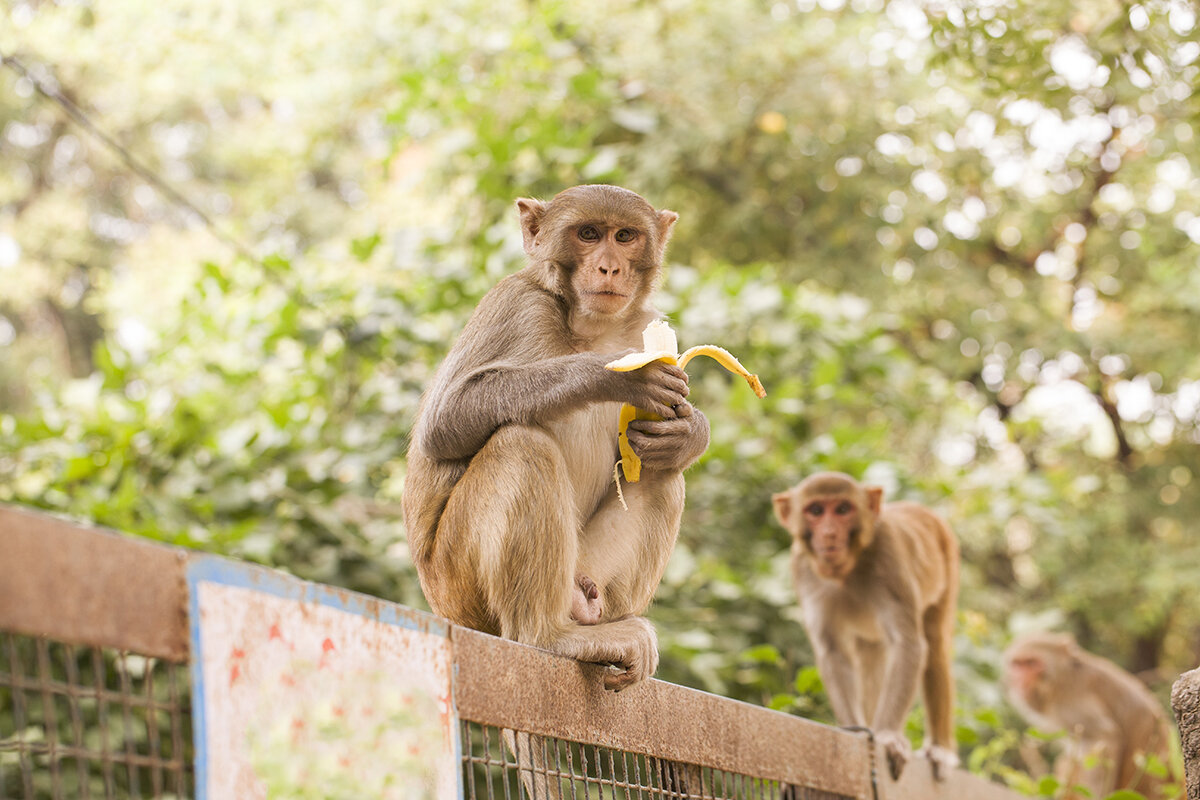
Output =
[{"x1": 188, "y1": 557, "x2": 459, "y2": 799}]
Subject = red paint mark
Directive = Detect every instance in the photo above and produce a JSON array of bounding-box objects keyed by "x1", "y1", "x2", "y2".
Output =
[
  {"x1": 281, "y1": 673, "x2": 296, "y2": 687},
  {"x1": 231, "y1": 647, "x2": 245, "y2": 659},
  {"x1": 338, "y1": 756, "x2": 351, "y2": 768},
  {"x1": 291, "y1": 717, "x2": 306, "y2": 745},
  {"x1": 268, "y1": 624, "x2": 282, "y2": 640},
  {"x1": 407, "y1": 744, "x2": 421, "y2": 756},
  {"x1": 332, "y1": 705, "x2": 345, "y2": 717},
  {"x1": 229, "y1": 664, "x2": 241, "y2": 686},
  {"x1": 322, "y1": 638, "x2": 335, "y2": 652}
]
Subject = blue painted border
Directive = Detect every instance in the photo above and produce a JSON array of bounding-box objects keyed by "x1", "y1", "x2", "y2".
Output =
[{"x1": 186, "y1": 554, "x2": 459, "y2": 799}]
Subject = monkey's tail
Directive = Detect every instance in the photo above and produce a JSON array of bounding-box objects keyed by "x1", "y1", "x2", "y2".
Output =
[{"x1": 501, "y1": 729, "x2": 564, "y2": 800}]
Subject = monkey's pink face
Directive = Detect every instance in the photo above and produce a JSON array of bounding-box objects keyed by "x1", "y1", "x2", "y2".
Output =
[
  {"x1": 801, "y1": 495, "x2": 860, "y2": 570},
  {"x1": 1004, "y1": 653, "x2": 1044, "y2": 699},
  {"x1": 569, "y1": 223, "x2": 648, "y2": 316}
]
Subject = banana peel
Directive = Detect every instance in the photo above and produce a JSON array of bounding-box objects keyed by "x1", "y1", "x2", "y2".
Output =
[{"x1": 605, "y1": 320, "x2": 766, "y2": 484}]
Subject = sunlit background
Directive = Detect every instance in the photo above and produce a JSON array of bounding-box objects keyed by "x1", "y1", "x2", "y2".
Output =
[{"x1": 2, "y1": 0, "x2": 1198, "y2": 785}]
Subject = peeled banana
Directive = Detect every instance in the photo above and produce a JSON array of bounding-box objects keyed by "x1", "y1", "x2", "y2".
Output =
[{"x1": 605, "y1": 320, "x2": 766, "y2": 483}]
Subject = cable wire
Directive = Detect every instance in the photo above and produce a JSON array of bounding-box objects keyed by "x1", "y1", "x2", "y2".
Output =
[{"x1": 1, "y1": 52, "x2": 255, "y2": 261}]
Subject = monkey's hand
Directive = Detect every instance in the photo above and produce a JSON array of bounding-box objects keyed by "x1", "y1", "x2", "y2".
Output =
[
  {"x1": 876, "y1": 730, "x2": 912, "y2": 780},
  {"x1": 608, "y1": 359, "x2": 690, "y2": 420},
  {"x1": 626, "y1": 404, "x2": 710, "y2": 473},
  {"x1": 917, "y1": 744, "x2": 959, "y2": 781},
  {"x1": 606, "y1": 320, "x2": 764, "y2": 483}
]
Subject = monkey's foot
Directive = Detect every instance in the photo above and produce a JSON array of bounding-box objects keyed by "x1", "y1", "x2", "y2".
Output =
[
  {"x1": 875, "y1": 730, "x2": 912, "y2": 780},
  {"x1": 916, "y1": 744, "x2": 959, "y2": 781},
  {"x1": 570, "y1": 574, "x2": 603, "y2": 625},
  {"x1": 553, "y1": 616, "x2": 658, "y2": 692}
]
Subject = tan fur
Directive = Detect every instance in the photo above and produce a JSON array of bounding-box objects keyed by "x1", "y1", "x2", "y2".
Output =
[
  {"x1": 1004, "y1": 632, "x2": 1173, "y2": 800},
  {"x1": 772, "y1": 471, "x2": 961, "y2": 780},
  {"x1": 403, "y1": 185, "x2": 706, "y2": 692}
]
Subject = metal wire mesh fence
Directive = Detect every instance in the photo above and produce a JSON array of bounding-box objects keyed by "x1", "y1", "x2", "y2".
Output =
[
  {"x1": 1, "y1": 509, "x2": 1034, "y2": 800},
  {"x1": 459, "y1": 720, "x2": 855, "y2": 800},
  {"x1": 0, "y1": 632, "x2": 193, "y2": 800}
]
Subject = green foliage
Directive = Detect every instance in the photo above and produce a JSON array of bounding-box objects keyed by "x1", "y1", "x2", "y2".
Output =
[{"x1": 2, "y1": 0, "x2": 1198, "y2": 785}]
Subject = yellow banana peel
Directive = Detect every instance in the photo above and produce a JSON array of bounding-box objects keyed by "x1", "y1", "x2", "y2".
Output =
[{"x1": 605, "y1": 320, "x2": 766, "y2": 483}]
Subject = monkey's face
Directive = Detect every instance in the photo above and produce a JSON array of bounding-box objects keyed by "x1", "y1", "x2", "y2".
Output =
[
  {"x1": 799, "y1": 495, "x2": 863, "y2": 576},
  {"x1": 1004, "y1": 651, "x2": 1045, "y2": 700},
  {"x1": 1002, "y1": 640, "x2": 1060, "y2": 724},
  {"x1": 567, "y1": 222, "x2": 651, "y2": 317}
]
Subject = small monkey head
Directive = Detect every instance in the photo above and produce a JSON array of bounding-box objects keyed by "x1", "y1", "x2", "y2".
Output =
[
  {"x1": 515, "y1": 185, "x2": 677, "y2": 320},
  {"x1": 1002, "y1": 631, "x2": 1079, "y2": 723},
  {"x1": 772, "y1": 472, "x2": 882, "y2": 582}
]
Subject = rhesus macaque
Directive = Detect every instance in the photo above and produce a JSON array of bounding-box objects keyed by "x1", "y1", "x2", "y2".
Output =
[
  {"x1": 1004, "y1": 632, "x2": 1173, "y2": 800},
  {"x1": 772, "y1": 472, "x2": 961, "y2": 780},
  {"x1": 403, "y1": 184, "x2": 710, "y2": 692}
]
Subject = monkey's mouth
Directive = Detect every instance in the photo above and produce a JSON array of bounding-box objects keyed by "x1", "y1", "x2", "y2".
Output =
[
  {"x1": 585, "y1": 290, "x2": 631, "y2": 311},
  {"x1": 818, "y1": 546, "x2": 847, "y2": 563}
]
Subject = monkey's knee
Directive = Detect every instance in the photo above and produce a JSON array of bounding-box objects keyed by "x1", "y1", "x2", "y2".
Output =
[{"x1": 480, "y1": 423, "x2": 564, "y2": 470}]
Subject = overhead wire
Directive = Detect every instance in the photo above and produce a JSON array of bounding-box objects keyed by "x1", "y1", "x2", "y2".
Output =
[{"x1": 0, "y1": 51, "x2": 255, "y2": 261}]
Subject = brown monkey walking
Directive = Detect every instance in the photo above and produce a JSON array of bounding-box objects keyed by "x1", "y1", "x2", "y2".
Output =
[
  {"x1": 772, "y1": 472, "x2": 961, "y2": 780},
  {"x1": 1004, "y1": 632, "x2": 1173, "y2": 800},
  {"x1": 403, "y1": 185, "x2": 709, "y2": 692}
]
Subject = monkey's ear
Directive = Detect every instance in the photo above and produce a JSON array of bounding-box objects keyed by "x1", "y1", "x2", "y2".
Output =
[
  {"x1": 657, "y1": 209, "x2": 679, "y2": 243},
  {"x1": 771, "y1": 491, "x2": 793, "y2": 528},
  {"x1": 865, "y1": 486, "x2": 883, "y2": 516},
  {"x1": 516, "y1": 198, "x2": 547, "y2": 256}
]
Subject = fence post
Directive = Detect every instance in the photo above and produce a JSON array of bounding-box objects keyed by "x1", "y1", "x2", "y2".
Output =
[{"x1": 1172, "y1": 667, "x2": 1200, "y2": 800}]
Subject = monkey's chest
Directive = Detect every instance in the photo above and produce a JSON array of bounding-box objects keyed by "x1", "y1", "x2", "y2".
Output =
[
  {"x1": 543, "y1": 403, "x2": 622, "y2": 522},
  {"x1": 802, "y1": 585, "x2": 888, "y2": 642}
]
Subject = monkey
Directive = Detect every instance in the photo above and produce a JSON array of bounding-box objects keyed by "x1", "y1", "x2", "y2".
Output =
[
  {"x1": 402, "y1": 184, "x2": 710, "y2": 693},
  {"x1": 1003, "y1": 632, "x2": 1174, "y2": 800},
  {"x1": 771, "y1": 472, "x2": 961, "y2": 780}
]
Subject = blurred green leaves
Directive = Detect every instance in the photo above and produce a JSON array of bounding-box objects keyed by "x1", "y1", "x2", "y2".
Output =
[{"x1": 1, "y1": 0, "x2": 1198, "y2": 786}]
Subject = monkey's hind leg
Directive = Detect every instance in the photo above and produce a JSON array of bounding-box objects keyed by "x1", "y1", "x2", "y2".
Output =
[
  {"x1": 435, "y1": 424, "x2": 579, "y2": 644},
  {"x1": 917, "y1": 600, "x2": 959, "y2": 779}
]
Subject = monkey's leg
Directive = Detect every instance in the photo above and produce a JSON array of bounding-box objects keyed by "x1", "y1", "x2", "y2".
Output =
[
  {"x1": 576, "y1": 471, "x2": 685, "y2": 619},
  {"x1": 871, "y1": 621, "x2": 924, "y2": 779},
  {"x1": 916, "y1": 602, "x2": 959, "y2": 779},
  {"x1": 857, "y1": 640, "x2": 886, "y2": 724},
  {"x1": 435, "y1": 424, "x2": 578, "y2": 644},
  {"x1": 440, "y1": 425, "x2": 659, "y2": 691},
  {"x1": 565, "y1": 471, "x2": 684, "y2": 690},
  {"x1": 812, "y1": 638, "x2": 867, "y2": 729},
  {"x1": 437, "y1": 426, "x2": 582, "y2": 800}
]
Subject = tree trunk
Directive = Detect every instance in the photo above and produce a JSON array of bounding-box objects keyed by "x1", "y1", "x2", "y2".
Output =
[{"x1": 1172, "y1": 667, "x2": 1200, "y2": 800}]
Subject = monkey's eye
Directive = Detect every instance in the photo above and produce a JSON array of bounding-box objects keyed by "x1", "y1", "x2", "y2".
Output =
[
  {"x1": 835, "y1": 501, "x2": 852, "y2": 515},
  {"x1": 615, "y1": 228, "x2": 637, "y2": 243},
  {"x1": 578, "y1": 226, "x2": 601, "y2": 242},
  {"x1": 804, "y1": 503, "x2": 824, "y2": 516}
]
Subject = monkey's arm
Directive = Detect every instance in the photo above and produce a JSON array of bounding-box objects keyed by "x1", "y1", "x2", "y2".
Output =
[
  {"x1": 809, "y1": 626, "x2": 867, "y2": 727},
  {"x1": 871, "y1": 590, "x2": 926, "y2": 733},
  {"x1": 419, "y1": 353, "x2": 688, "y2": 461}
]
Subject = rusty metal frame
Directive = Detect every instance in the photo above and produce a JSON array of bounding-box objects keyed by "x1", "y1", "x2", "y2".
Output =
[
  {"x1": 0, "y1": 506, "x2": 188, "y2": 662},
  {"x1": 0, "y1": 503, "x2": 1027, "y2": 800}
]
